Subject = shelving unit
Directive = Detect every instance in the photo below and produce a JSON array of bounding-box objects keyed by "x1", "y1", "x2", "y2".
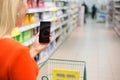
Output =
[
  {"x1": 107, "y1": 0, "x2": 120, "y2": 36},
  {"x1": 106, "y1": 0, "x2": 113, "y2": 26},
  {"x1": 113, "y1": 0, "x2": 120, "y2": 36},
  {"x1": 12, "y1": 0, "x2": 79, "y2": 68}
]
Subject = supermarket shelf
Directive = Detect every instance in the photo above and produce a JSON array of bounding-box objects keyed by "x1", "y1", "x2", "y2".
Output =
[
  {"x1": 62, "y1": 19, "x2": 70, "y2": 25},
  {"x1": 57, "y1": 13, "x2": 68, "y2": 19},
  {"x1": 27, "y1": 7, "x2": 69, "y2": 13},
  {"x1": 19, "y1": 14, "x2": 68, "y2": 33},
  {"x1": 65, "y1": 25, "x2": 70, "y2": 30},
  {"x1": 72, "y1": 9, "x2": 79, "y2": 15},
  {"x1": 53, "y1": 32, "x2": 62, "y2": 41},
  {"x1": 13, "y1": 0, "x2": 79, "y2": 69},
  {"x1": 38, "y1": 48, "x2": 55, "y2": 68},
  {"x1": 37, "y1": 17, "x2": 77, "y2": 68},
  {"x1": 115, "y1": 11, "x2": 120, "y2": 14},
  {"x1": 114, "y1": 5, "x2": 120, "y2": 8},
  {"x1": 22, "y1": 37, "x2": 35, "y2": 46},
  {"x1": 114, "y1": 22, "x2": 120, "y2": 28},
  {"x1": 114, "y1": 27, "x2": 120, "y2": 36},
  {"x1": 44, "y1": 14, "x2": 68, "y2": 22},
  {"x1": 57, "y1": 6, "x2": 69, "y2": 10},
  {"x1": 55, "y1": 35, "x2": 68, "y2": 48},
  {"x1": 51, "y1": 24, "x2": 61, "y2": 32},
  {"x1": 27, "y1": 8, "x2": 51, "y2": 13},
  {"x1": 51, "y1": 19, "x2": 69, "y2": 32},
  {"x1": 38, "y1": 34, "x2": 68, "y2": 68},
  {"x1": 22, "y1": 31, "x2": 61, "y2": 47},
  {"x1": 73, "y1": 14, "x2": 78, "y2": 19},
  {"x1": 19, "y1": 22, "x2": 40, "y2": 32},
  {"x1": 21, "y1": 20, "x2": 70, "y2": 46},
  {"x1": 60, "y1": 0, "x2": 68, "y2": 2},
  {"x1": 114, "y1": 16, "x2": 120, "y2": 21},
  {"x1": 71, "y1": 19, "x2": 77, "y2": 25}
]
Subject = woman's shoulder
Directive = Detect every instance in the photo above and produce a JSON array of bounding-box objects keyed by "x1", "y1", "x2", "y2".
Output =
[
  {"x1": 0, "y1": 38, "x2": 27, "y2": 49},
  {"x1": 0, "y1": 38, "x2": 30, "y2": 58}
]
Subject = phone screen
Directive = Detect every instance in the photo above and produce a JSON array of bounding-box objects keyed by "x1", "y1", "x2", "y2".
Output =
[{"x1": 39, "y1": 21, "x2": 51, "y2": 43}]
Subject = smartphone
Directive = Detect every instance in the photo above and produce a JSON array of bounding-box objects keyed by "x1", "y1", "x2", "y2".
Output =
[{"x1": 39, "y1": 21, "x2": 51, "y2": 43}]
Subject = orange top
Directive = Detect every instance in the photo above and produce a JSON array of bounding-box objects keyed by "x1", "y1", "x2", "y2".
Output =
[{"x1": 0, "y1": 38, "x2": 38, "y2": 80}]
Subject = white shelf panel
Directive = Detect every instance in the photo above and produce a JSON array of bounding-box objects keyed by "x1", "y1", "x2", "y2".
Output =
[
  {"x1": 114, "y1": 16, "x2": 120, "y2": 21},
  {"x1": 57, "y1": 13, "x2": 68, "y2": 19},
  {"x1": 62, "y1": 19, "x2": 70, "y2": 25},
  {"x1": 115, "y1": 22, "x2": 120, "y2": 28},
  {"x1": 60, "y1": 0, "x2": 68, "y2": 2},
  {"x1": 114, "y1": 5, "x2": 120, "y2": 8},
  {"x1": 27, "y1": 7, "x2": 69, "y2": 13},
  {"x1": 51, "y1": 24, "x2": 61, "y2": 32},
  {"x1": 57, "y1": 6, "x2": 69, "y2": 10},
  {"x1": 27, "y1": 8, "x2": 50, "y2": 13},
  {"x1": 22, "y1": 37, "x2": 35, "y2": 46},
  {"x1": 114, "y1": 27, "x2": 120, "y2": 36},
  {"x1": 19, "y1": 22, "x2": 40, "y2": 32},
  {"x1": 115, "y1": 11, "x2": 120, "y2": 14},
  {"x1": 53, "y1": 32, "x2": 62, "y2": 41},
  {"x1": 51, "y1": 19, "x2": 69, "y2": 32}
]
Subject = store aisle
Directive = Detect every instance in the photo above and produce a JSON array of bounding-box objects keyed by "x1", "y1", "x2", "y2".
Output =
[{"x1": 50, "y1": 19, "x2": 120, "y2": 80}]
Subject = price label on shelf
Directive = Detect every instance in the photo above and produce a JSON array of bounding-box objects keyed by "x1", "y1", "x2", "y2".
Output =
[
  {"x1": 11, "y1": 27, "x2": 21, "y2": 37},
  {"x1": 51, "y1": 7, "x2": 58, "y2": 12}
]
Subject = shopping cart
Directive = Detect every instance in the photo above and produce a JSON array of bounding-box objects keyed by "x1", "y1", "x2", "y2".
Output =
[{"x1": 39, "y1": 58, "x2": 87, "y2": 80}]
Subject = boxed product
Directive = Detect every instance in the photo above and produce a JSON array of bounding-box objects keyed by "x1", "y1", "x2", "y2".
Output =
[
  {"x1": 27, "y1": 0, "x2": 32, "y2": 8},
  {"x1": 37, "y1": 0, "x2": 44, "y2": 8},
  {"x1": 24, "y1": 14, "x2": 30, "y2": 25},
  {"x1": 23, "y1": 30, "x2": 31, "y2": 42},
  {"x1": 44, "y1": 2, "x2": 56, "y2": 8},
  {"x1": 29, "y1": 14, "x2": 36, "y2": 24}
]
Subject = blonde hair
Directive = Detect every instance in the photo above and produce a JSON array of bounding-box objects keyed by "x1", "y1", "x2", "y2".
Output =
[{"x1": 0, "y1": 0, "x2": 17, "y2": 37}]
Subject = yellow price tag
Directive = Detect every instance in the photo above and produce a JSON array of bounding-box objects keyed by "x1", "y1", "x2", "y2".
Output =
[
  {"x1": 51, "y1": 7, "x2": 58, "y2": 11},
  {"x1": 11, "y1": 27, "x2": 21, "y2": 37}
]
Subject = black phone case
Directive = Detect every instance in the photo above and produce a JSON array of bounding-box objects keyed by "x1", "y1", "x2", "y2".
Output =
[{"x1": 39, "y1": 21, "x2": 51, "y2": 43}]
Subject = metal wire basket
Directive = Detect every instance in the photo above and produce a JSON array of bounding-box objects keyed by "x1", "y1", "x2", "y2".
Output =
[{"x1": 39, "y1": 58, "x2": 87, "y2": 80}]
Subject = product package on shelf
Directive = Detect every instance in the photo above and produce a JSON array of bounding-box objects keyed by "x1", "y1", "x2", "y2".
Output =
[
  {"x1": 37, "y1": 0, "x2": 44, "y2": 8},
  {"x1": 42, "y1": 12, "x2": 52, "y2": 20},
  {"x1": 23, "y1": 30, "x2": 31, "y2": 42},
  {"x1": 23, "y1": 13, "x2": 40, "y2": 26},
  {"x1": 13, "y1": 26, "x2": 40, "y2": 43},
  {"x1": 27, "y1": 0, "x2": 44, "y2": 8},
  {"x1": 55, "y1": 35, "x2": 61, "y2": 43},
  {"x1": 55, "y1": 28, "x2": 61, "y2": 35},
  {"x1": 24, "y1": 14, "x2": 30, "y2": 25}
]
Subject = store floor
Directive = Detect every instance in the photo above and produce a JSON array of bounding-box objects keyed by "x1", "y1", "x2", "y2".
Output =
[{"x1": 49, "y1": 19, "x2": 120, "y2": 80}]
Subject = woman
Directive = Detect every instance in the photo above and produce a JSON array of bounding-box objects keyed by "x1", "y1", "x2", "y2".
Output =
[{"x1": 0, "y1": 0, "x2": 49, "y2": 80}]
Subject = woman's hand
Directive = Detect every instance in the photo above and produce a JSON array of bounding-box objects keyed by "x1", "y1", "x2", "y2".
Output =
[{"x1": 30, "y1": 33, "x2": 51, "y2": 58}]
